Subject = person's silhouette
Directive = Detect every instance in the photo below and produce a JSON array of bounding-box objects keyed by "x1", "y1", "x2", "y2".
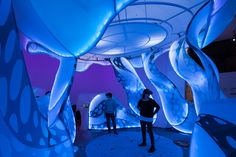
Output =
[
  {"x1": 104, "y1": 92, "x2": 118, "y2": 135},
  {"x1": 137, "y1": 89, "x2": 160, "y2": 153}
]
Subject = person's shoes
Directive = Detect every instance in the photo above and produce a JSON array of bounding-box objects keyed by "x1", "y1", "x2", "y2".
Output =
[
  {"x1": 148, "y1": 146, "x2": 155, "y2": 153},
  {"x1": 114, "y1": 131, "x2": 118, "y2": 135},
  {"x1": 138, "y1": 143, "x2": 147, "y2": 147}
]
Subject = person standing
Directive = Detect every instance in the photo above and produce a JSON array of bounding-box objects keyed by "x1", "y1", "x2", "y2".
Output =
[
  {"x1": 137, "y1": 89, "x2": 160, "y2": 153},
  {"x1": 104, "y1": 92, "x2": 118, "y2": 135},
  {"x1": 72, "y1": 104, "x2": 81, "y2": 133}
]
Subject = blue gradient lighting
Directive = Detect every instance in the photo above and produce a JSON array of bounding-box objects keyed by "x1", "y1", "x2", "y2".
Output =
[
  {"x1": 168, "y1": 0, "x2": 236, "y2": 156},
  {"x1": 142, "y1": 50, "x2": 197, "y2": 134},
  {"x1": 89, "y1": 93, "x2": 140, "y2": 130},
  {"x1": 1, "y1": 0, "x2": 135, "y2": 156},
  {"x1": 110, "y1": 57, "x2": 146, "y2": 116}
]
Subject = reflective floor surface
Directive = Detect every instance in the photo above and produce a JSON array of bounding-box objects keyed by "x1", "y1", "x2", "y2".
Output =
[{"x1": 73, "y1": 127, "x2": 191, "y2": 157}]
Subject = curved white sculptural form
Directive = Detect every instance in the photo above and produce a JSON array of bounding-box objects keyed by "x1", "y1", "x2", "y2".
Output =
[
  {"x1": 169, "y1": 0, "x2": 236, "y2": 156},
  {"x1": 0, "y1": 0, "x2": 135, "y2": 156},
  {"x1": 110, "y1": 57, "x2": 146, "y2": 116},
  {"x1": 89, "y1": 93, "x2": 140, "y2": 129},
  {"x1": 142, "y1": 50, "x2": 197, "y2": 134},
  {"x1": 110, "y1": 57, "x2": 158, "y2": 123},
  {"x1": 1, "y1": 0, "x2": 236, "y2": 156}
]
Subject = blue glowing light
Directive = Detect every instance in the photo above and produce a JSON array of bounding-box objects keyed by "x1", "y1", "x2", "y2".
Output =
[
  {"x1": 0, "y1": 0, "x2": 11, "y2": 26},
  {"x1": 9, "y1": 114, "x2": 19, "y2": 133},
  {"x1": 48, "y1": 57, "x2": 76, "y2": 127},
  {"x1": 10, "y1": 59, "x2": 23, "y2": 101},
  {"x1": 142, "y1": 50, "x2": 197, "y2": 134},
  {"x1": 1, "y1": 0, "x2": 135, "y2": 156},
  {"x1": 201, "y1": 0, "x2": 236, "y2": 47},
  {"x1": 0, "y1": 77, "x2": 8, "y2": 117},
  {"x1": 13, "y1": 0, "x2": 135, "y2": 57},
  {"x1": 89, "y1": 93, "x2": 140, "y2": 130},
  {"x1": 33, "y1": 111, "x2": 39, "y2": 128},
  {"x1": 4, "y1": 30, "x2": 16, "y2": 63},
  {"x1": 175, "y1": 39, "x2": 224, "y2": 107},
  {"x1": 110, "y1": 57, "x2": 146, "y2": 116},
  {"x1": 92, "y1": 22, "x2": 167, "y2": 55},
  {"x1": 20, "y1": 85, "x2": 31, "y2": 124},
  {"x1": 0, "y1": 134, "x2": 12, "y2": 157},
  {"x1": 1, "y1": 0, "x2": 236, "y2": 156},
  {"x1": 168, "y1": 0, "x2": 236, "y2": 156}
]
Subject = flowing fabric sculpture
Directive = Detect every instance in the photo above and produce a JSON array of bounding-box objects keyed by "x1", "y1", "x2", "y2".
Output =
[
  {"x1": 110, "y1": 57, "x2": 157, "y2": 123},
  {"x1": 0, "y1": 10, "x2": 75, "y2": 156},
  {"x1": 0, "y1": 0, "x2": 135, "y2": 156},
  {"x1": 169, "y1": 0, "x2": 236, "y2": 156},
  {"x1": 142, "y1": 51, "x2": 197, "y2": 134},
  {"x1": 110, "y1": 57, "x2": 146, "y2": 116},
  {"x1": 89, "y1": 57, "x2": 158, "y2": 129}
]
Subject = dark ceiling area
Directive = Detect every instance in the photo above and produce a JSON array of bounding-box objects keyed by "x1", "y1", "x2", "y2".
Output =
[
  {"x1": 203, "y1": 39, "x2": 236, "y2": 73},
  {"x1": 202, "y1": 17, "x2": 236, "y2": 73}
]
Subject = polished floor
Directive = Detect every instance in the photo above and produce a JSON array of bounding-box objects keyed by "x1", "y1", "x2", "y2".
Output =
[{"x1": 73, "y1": 127, "x2": 191, "y2": 157}]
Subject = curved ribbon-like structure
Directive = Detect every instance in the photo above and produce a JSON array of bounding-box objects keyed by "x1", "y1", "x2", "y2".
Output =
[
  {"x1": 1, "y1": 0, "x2": 135, "y2": 156},
  {"x1": 47, "y1": 57, "x2": 76, "y2": 127},
  {"x1": 0, "y1": 3, "x2": 74, "y2": 156},
  {"x1": 169, "y1": 0, "x2": 236, "y2": 156},
  {"x1": 169, "y1": 39, "x2": 216, "y2": 115},
  {"x1": 12, "y1": 0, "x2": 135, "y2": 128},
  {"x1": 169, "y1": 0, "x2": 236, "y2": 115},
  {"x1": 142, "y1": 51, "x2": 197, "y2": 134},
  {"x1": 12, "y1": 0, "x2": 136, "y2": 57},
  {"x1": 110, "y1": 57, "x2": 145, "y2": 116}
]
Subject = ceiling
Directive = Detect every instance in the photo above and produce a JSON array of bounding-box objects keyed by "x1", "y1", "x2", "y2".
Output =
[{"x1": 79, "y1": 0, "x2": 208, "y2": 61}]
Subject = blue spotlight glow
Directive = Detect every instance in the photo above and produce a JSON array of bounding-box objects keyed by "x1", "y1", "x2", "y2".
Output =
[{"x1": 1, "y1": 0, "x2": 136, "y2": 156}]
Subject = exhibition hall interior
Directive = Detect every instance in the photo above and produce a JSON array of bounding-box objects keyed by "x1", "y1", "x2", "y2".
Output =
[{"x1": 0, "y1": 0, "x2": 236, "y2": 157}]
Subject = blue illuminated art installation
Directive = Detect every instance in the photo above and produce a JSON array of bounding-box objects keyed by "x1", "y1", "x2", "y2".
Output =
[
  {"x1": 89, "y1": 93, "x2": 140, "y2": 130},
  {"x1": 110, "y1": 57, "x2": 157, "y2": 123},
  {"x1": 1, "y1": 0, "x2": 236, "y2": 156},
  {"x1": 169, "y1": 0, "x2": 236, "y2": 156},
  {"x1": 110, "y1": 57, "x2": 146, "y2": 117},
  {"x1": 142, "y1": 50, "x2": 197, "y2": 134},
  {"x1": 0, "y1": 0, "x2": 135, "y2": 156},
  {"x1": 0, "y1": 9, "x2": 75, "y2": 157},
  {"x1": 89, "y1": 56, "x2": 159, "y2": 129}
]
